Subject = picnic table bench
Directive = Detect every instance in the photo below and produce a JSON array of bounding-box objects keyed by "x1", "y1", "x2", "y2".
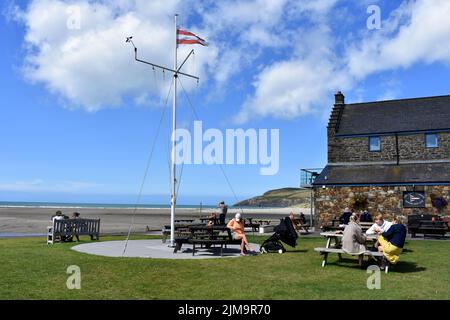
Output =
[
  {"x1": 245, "y1": 218, "x2": 260, "y2": 232},
  {"x1": 47, "y1": 218, "x2": 100, "y2": 244},
  {"x1": 314, "y1": 247, "x2": 389, "y2": 273},
  {"x1": 174, "y1": 225, "x2": 242, "y2": 256},
  {"x1": 315, "y1": 231, "x2": 389, "y2": 273},
  {"x1": 359, "y1": 222, "x2": 373, "y2": 232},
  {"x1": 174, "y1": 219, "x2": 195, "y2": 223},
  {"x1": 292, "y1": 218, "x2": 310, "y2": 233},
  {"x1": 408, "y1": 214, "x2": 449, "y2": 238},
  {"x1": 161, "y1": 223, "x2": 203, "y2": 243},
  {"x1": 252, "y1": 219, "x2": 273, "y2": 226}
]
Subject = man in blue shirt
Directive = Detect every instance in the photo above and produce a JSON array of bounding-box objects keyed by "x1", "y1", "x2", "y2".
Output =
[
  {"x1": 339, "y1": 207, "x2": 353, "y2": 225},
  {"x1": 360, "y1": 210, "x2": 373, "y2": 222}
]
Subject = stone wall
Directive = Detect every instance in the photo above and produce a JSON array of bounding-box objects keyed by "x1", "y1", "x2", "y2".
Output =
[
  {"x1": 329, "y1": 132, "x2": 450, "y2": 163},
  {"x1": 314, "y1": 185, "x2": 450, "y2": 226}
]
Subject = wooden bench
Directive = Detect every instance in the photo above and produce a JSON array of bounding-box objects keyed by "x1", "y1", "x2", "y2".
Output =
[
  {"x1": 252, "y1": 219, "x2": 272, "y2": 226},
  {"x1": 314, "y1": 247, "x2": 390, "y2": 273},
  {"x1": 292, "y1": 219, "x2": 310, "y2": 233},
  {"x1": 47, "y1": 218, "x2": 100, "y2": 244},
  {"x1": 162, "y1": 223, "x2": 203, "y2": 244},
  {"x1": 359, "y1": 222, "x2": 373, "y2": 233},
  {"x1": 173, "y1": 226, "x2": 241, "y2": 255},
  {"x1": 245, "y1": 218, "x2": 260, "y2": 232},
  {"x1": 408, "y1": 214, "x2": 449, "y2": 238}
]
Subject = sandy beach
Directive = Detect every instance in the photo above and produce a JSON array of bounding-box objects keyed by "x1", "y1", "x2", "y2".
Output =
[{"x1": 0, "y1": 206, "x2": 311, "y2": 235}]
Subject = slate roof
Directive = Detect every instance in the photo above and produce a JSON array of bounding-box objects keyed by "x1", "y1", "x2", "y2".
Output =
[
  {"x1": 336, "y1": 95, "x2": 450, "y2": 136},
  {"x1": 312, "y1": 162, "x2": 450, "y2": 186}
]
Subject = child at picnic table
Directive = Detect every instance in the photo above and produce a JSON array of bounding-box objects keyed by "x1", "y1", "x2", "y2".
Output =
[
  {"x1": 207, "y1": 212, "x2": 217, "y2": 226},
  {"x1": 375, "y1": 216, "x2": 407, "y2": 268},
  {"x1": 227, "y1": 213, "x2": 254, "y2": 256}
]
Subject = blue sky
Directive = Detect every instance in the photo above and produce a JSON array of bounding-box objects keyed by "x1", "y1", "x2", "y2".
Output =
[{"x1": 2, "y1": 0, "x2": 450, "y2": 205}]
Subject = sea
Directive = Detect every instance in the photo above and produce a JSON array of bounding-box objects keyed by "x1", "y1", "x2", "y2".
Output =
[
  {"x1": 0, "y1": 201, "x2": 267, "y2": 209},
  {"x1": 0, "y1": 201, "x2": 218, "y2": 209}
]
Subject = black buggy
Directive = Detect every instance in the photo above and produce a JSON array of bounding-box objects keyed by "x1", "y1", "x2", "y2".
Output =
[{"x1": 260, "y1": 217, "x2": 298, "y2": 254}]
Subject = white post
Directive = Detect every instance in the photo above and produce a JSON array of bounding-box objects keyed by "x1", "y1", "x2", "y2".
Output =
[{"x1": 170, "y1": 14, "x2": 178, "y2": 247}]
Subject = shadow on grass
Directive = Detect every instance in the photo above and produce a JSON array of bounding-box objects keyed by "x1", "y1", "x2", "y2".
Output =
[
  {"x1": 286, "y1": 249, "x2": 308, "y2": 253},
  {"x1": 326, "y1": 257, "x2": 426, "y2": 273},
  {"x1": 390, "y1": 261, "x2": 426, "y2": 273}
]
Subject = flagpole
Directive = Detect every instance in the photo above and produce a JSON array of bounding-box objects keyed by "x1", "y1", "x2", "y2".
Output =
[
  {"x1": 125, "y1": 15, "x2": 200, "y2": 249},
  {"x1": 170, "y1": 14, "x2": 178, "y2": 247}
]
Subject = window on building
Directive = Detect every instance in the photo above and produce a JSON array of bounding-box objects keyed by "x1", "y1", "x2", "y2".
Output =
[
  {"x1": 425, "y1": 133, "x2": 439, "y2": 148},
  {"x1": 369, "y1": 136, "x2": 381, "y2": 151}
]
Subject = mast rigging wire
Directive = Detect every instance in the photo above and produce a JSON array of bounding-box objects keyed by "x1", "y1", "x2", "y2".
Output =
[{"x1": 122, "y1": 78, "x2": 173, "y2": 256}]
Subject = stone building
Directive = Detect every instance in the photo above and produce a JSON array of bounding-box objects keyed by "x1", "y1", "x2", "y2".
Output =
[{"x1": 313, "y1": 92, "x2": 450, "y2": 225}]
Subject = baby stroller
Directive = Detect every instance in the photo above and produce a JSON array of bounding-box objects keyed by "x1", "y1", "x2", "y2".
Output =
[{"x1": 260, "y1": 217, "x2": 298, "y2": 254}]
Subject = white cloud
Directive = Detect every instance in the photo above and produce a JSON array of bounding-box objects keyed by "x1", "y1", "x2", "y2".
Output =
[
  {"x1": 347, "y1": 0, "x2": 450, "y2": 78},
  {"x1": 13, "y1": 0, "x2": 216, "y2": 111},
  {"x1": 235, "y1": 57, "x2": 351, "y2": 123},
  {"x1": 237, "y1": 0, "x2": 450, "y2": 122},
  {"x1": 234, "y1": 2, "x2": 350, "y2": 123},
  {"x1": 13, "y1": 0, "x2": 450, "y2": 123}
]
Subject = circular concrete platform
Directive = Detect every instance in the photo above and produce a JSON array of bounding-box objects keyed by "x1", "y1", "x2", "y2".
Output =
[{"x1": 71, "y1": 240, "x2": 259, "y2": 259}]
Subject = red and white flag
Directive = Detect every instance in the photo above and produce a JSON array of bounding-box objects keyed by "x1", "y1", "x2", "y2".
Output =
[{"x1": 177, "y1": 28, "x2": 208, "y2": 46}]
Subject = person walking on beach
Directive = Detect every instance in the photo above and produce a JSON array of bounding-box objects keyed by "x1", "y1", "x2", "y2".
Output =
[{"x1": 227, "y1": 213, "x2": 254, "y2": 256}]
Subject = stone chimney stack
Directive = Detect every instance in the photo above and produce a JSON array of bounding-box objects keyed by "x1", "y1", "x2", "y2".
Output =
[
  {"x1": 327, "y1": 91, "x2": 345, "y2": 162},
  {"x1": 334, "y1": 91, "x2": 345, "y2": 105}
]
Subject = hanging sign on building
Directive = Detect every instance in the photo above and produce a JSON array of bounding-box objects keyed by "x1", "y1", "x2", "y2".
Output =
[{"x1": 403, "y1": 191, "x2": 426, "y2": 208}]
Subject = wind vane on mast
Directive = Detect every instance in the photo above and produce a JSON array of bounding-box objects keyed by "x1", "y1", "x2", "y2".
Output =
[{"x1": 126, "y1": 14, "x2": 205, "y2": 248}]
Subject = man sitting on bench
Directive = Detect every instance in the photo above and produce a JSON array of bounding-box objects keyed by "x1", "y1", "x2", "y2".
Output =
[{"x1": 375, "y1": 216, "x2": 407, "y2": 269}]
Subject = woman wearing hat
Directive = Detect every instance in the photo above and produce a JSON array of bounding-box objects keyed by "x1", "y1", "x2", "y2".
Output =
[{"x1": 227, "y1": 213, "x2": 254, "y2": 256}]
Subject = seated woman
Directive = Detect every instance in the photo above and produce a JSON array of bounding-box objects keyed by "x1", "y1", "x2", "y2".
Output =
[
  {"x1": 207, "y1": 212, "x2": 217, "y2": 226},
  {"x1": 342, "y1": 213, "x2": 367, "y2": 267},
  {"x1": 227, "y1": 213, "x2": 254, "y2": 256},
  {"x1": 375, "y1": 216, "x2": 407, "y2": 268}
]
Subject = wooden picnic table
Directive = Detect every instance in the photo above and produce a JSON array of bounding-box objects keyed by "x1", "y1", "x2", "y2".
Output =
[
  {"x1": 359, "y1": 222, "x2": 373, "y2": 232},
  {"x1": 251, "y1": 219, "x2": 272, "y2": 225},
  {"x1": 199, "y1": 216, "x2": 220, "y2": 225},
  {"x1": 174, "y1": 219, "x2": 195, "y2": 223},
  {"x1": 319, "y1": 231, "x2": 378, "y2": 259},
  {"x1": 316, "y1": 231, "x2": 387, "y2": 271},
  {"x1": 292, "y1": 219, "x2": 310, "y2": 233},
  {"x1": 182, "y1": 225, "x2": 241, "y2": 256}
]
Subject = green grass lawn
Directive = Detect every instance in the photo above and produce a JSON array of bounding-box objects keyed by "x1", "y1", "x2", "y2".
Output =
[{"x1": 1, "y1": 235, "x2": 449, "y2": 299}]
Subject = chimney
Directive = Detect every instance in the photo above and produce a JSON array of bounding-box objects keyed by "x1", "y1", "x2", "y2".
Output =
[
  {"x1": 334, "y1": 91, "x2": 345, "y2": 104},
  {"x1": 328, "y1": 91, "x2": 345, "y2": 131},
  {"x1": 327, "y1": 91, "x2": 345, "y2": 163}
]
